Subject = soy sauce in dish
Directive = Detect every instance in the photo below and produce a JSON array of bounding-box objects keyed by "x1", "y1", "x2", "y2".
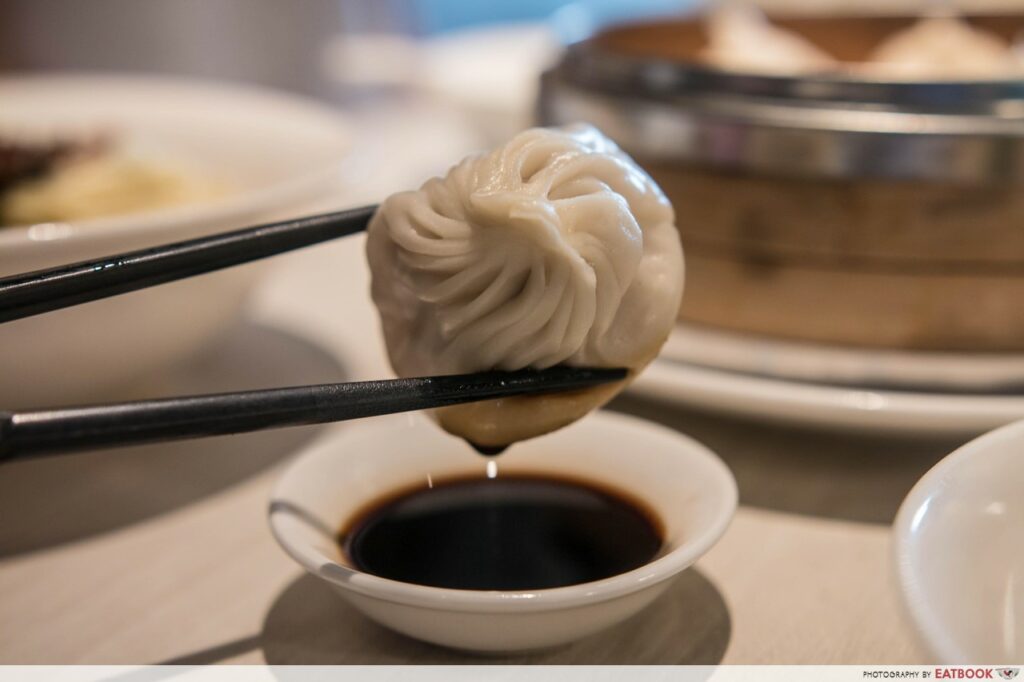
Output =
[{"x1": 340, "y1": 474, "x2": 663, "y2": 591}]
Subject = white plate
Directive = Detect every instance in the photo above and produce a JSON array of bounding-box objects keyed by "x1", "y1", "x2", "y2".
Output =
[
  {"x1": 894, "y1": 419, "x2": 1024, "y2": 662},
  {"x1": 0, "y1": 74, "x2": 359, "y2": 406},
  {"x1": 662, "y1": 323, "x2": 1024, "y2": 392},
  {"x1": 630, "y1": 356, "x2": 1024, "y2": 437}
]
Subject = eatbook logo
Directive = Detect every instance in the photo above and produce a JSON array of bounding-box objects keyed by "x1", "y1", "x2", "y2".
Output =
[{"x1": 997, "y1": 669, "x2": 1020, "y2": 680}]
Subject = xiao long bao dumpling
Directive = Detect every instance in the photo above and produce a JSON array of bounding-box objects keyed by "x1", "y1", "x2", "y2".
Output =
[
  {"x1": 366, "y1": 125, "x2": 684, "y2": 450},
  {"x1": 863, "y1": 14, "x2": 1024, "y2": 79},
  {"x1": 701, "y1": 2, "x2": 836, "y2": 75}
]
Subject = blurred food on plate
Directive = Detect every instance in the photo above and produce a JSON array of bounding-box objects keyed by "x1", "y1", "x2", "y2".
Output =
[
  {"x1": 0, "y1": 133, "x2": 228, "y2": 227},
  {"x1": 0, "y1": 75, "x2": 353, "y2": 407}
]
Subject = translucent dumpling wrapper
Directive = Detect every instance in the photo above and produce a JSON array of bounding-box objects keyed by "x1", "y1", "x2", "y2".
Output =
[
  {"x1": 864, "y1": 15, "x2": 1022, "y2": 79},
  {"x1": 366, "y1": 125, "x2": 684, "y2": 448},
  {"x1": 701, "y1": 2, "x2": 837, "y2": 75}
]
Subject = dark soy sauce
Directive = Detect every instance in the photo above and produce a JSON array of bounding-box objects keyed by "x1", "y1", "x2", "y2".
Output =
[{"x1": 341, "y1": 475, "x2": 663, "y2": 591}]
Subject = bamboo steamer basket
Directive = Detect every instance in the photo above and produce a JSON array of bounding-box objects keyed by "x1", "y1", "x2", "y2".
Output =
[{"x1": 539, "y1": 14, "x2": 1024, "y2": 351}]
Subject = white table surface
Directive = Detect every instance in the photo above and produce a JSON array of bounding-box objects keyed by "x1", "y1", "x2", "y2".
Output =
[{"x1": 0, "y1": 100, "x2": 960, "y2": 665}]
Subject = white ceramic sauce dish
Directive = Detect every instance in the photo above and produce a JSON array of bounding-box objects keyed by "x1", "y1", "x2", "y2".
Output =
[
  {"x1": 0, "y1": 75, "x2": 356, "y2": 406},
  {"x1": 895, "y1": 418, "x2": 1024, "y2": 663},
  {"x1": 270, "y1": 410, "x2": 737, "y2": 653}
]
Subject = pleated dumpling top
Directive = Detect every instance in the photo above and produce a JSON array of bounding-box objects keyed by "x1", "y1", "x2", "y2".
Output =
[{"x1": 366, "y1": 125, "x2": 684, "y2": 448}]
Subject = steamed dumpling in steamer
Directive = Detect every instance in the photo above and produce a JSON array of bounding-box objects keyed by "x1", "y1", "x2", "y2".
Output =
[
  {"x1": 366, "y1": 125, "x2": 683, "y2": 449},
  {"x1": 864, "y1": 14, "x2": 1022, "y2": 79},
  {"x1": 701, "y1": 2, "x2": 837, "y2": 75}
]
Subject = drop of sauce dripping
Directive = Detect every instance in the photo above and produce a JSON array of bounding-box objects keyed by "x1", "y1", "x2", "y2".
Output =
[{"x1": 469, "y1": 441, "x2": 508, "y2": 457}]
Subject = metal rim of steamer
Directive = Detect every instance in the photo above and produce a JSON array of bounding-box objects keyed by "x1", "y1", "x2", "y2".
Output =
[{"x1": 539, "y1": 42, "x2": 1024, "y2": 184}]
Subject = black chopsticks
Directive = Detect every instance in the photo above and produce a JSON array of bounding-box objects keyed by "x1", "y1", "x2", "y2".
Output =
[
  {"x1": 0, "y1": 205, "x2": 628, "y2": 462},
  {"x1": 0, "y1": 204, "x2": 377, "y2": 323},
  {"x1": 0, "y1": 366, "x2": 627, "y2": 460}
]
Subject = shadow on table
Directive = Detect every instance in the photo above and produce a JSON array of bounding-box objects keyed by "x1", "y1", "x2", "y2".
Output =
[
  {"x1": 0, "y1": 320, "x2": 346, "y2": 558},
  {"x1": 608, "y1": 394, "x2": 963, "y2": 525},
  {"x1": 254, "y1": 569, "x2": 730, "y2": 665}
]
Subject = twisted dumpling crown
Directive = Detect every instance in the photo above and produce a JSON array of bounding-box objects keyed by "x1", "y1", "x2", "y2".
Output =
[{"x1": 368, "y1": 125, "x2": 683, "y2": 383}]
